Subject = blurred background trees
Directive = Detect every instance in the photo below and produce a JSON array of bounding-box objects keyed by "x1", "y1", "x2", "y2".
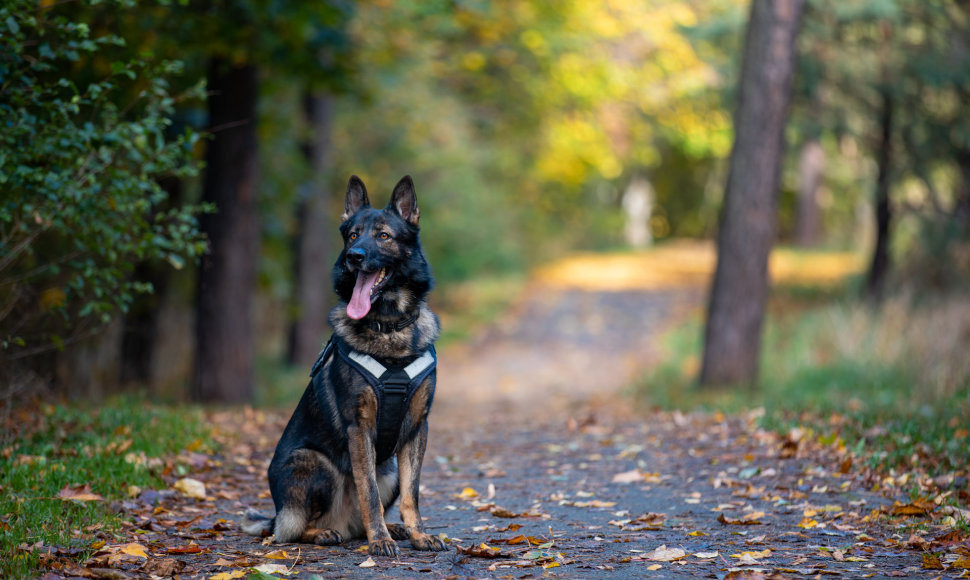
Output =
[{"x1": 3, "y1": 0, "x2": 969, "y2": 403}]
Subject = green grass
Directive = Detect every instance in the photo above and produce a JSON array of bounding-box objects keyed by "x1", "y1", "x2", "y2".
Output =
[
  {"x1": 0, "y1": 397, "x2": 214, "y2": 578},
  {"x1": 632, "y1": 283, "x2": 970, "y2": 476}
]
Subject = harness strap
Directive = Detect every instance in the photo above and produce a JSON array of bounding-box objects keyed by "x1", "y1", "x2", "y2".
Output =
[{"x1": 309, "y1": 336, "x2": 436, "y2": 464}]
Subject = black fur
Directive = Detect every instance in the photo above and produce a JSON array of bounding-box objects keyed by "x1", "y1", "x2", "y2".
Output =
[{"x1": 242, "y1": 175, "x2": 445, "y2": 557}]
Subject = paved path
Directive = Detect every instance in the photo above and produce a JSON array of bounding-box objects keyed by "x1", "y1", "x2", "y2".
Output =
[{"x1": 85, "y1": 251, "x2": 961, "y2": 578}]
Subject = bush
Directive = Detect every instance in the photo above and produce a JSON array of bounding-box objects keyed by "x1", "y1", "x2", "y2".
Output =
[{"x1": 0, "y1": 1, "x2": 207, "y2": 373}]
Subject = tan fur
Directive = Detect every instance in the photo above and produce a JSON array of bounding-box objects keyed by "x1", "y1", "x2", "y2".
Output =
[{"x1": 330, "y1": 302, "x2": 439, "y2": 359}]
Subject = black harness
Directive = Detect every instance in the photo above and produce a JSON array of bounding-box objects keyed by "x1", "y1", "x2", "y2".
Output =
[{"x1": 310, "y1": 335, "x2": 436, "y2": 464}]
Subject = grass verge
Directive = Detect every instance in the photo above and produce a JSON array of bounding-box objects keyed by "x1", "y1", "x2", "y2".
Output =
[
  {"x1": 633, "y1": 283, "x2": 970, "y2": 476},
  {"x1": 0, "y1": 397, "x2": 214, "y2": 578}
]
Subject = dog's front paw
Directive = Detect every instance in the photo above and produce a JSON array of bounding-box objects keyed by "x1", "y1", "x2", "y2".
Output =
[
  {"x1": 410, "y1": 532, "x2": 447, "y2": 551},
  {"x1": 368, "y1": 538, "x2": 399, "y2": 557},
  {"x1": 309, "y1": 528, "x2": 342, "y2": 546}
]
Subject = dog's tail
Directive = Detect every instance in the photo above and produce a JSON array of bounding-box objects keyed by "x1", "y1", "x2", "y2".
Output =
[{"x1": 240, "y1": 508, "x2": 274, "y2": 537}]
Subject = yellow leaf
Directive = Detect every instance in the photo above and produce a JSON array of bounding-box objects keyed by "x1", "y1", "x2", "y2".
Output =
[
  {"x1": 458, "y1": 487, "x2": 479, "y2": 499},
  {"x1": 687, "y1": 530, "x2": 708, "y2": 537},
  {"x1": 173, "y1": 478, "x2": 206, "y2": 500},
  {"x1": 646, "y1": 564, "x2": 662, "y2": 570},
  {"x1": 209, "y1": 572, "x2": 246, "y2": 580},
  {"x1": 265, "y1": 549, "x2": 289, "y2": 560},
  {"x1": 730, "y1": 549, "x2": 771, "y2": 559},
  {"x1": 542, "y1": 562, "x2": 560, "y2": 569},
  {"x1": 120, "y1": 543, "x2": 149, "y2": 559},
  {"x1": 798, "y1": 517, "x2": 818, "y2": 529}
]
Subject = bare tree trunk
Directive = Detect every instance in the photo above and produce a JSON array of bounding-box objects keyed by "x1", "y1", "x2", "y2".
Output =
[
  {"x1": 192, "y1": 59, "x2": 260, "y2": 404},
  {"x1": 286, "y1": 93, "x2": 335, "y2": 367},
  {"x1": 700, "y1": 0, "x2": 805, "y2": 388},
  {"x1": 795, "y1": 138, "x2": 824, "y2": 247},
  {"x1": 864, "y1": 90, "x2": 893, "y2": 301}
]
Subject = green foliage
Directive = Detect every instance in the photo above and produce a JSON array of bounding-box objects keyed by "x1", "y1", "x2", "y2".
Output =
[
  {"x1": 792, "y1": 0, "x2": 970, "y2": 259},
  {"x1": 633, "y1": 282, "x2": 970, "y2": 474},
  {"x1": 0, "y1": 0, "x2": 207, "y2": 360},
  {"x1": 0, "y1": 398, "x2": 213, "y2": 577}
]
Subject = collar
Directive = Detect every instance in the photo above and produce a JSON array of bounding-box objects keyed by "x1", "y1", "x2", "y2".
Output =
[{"x1": 366, "y1": 310, "x2": 419, "y2": 333}]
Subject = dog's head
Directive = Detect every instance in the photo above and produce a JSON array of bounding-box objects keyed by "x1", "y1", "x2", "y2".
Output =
[{"x1": 333, "y1": 175, "x2": 433, "y2": 320}]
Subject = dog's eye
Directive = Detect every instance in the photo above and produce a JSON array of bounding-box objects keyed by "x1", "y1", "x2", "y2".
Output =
[
  {"x1": 379, "y1": 232, "x2": 390, "y2": 240},
  {"x1": 349, "y1": 232, "x2": 358, "y2": 240}
]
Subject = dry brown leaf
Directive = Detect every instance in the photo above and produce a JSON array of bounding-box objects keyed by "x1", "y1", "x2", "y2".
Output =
[
  {"x1": 456, "y1": 543, "x2": 510, "y2": 559},
  {"x1": 165, "y1": 544, "x2": 204, "y2": 554},
  {"x1": 718, "y1": 512, "x2": 762, "y2": 526},
  {"x1": 58, "y1": 484, "x2": 104, "y2": 503}
]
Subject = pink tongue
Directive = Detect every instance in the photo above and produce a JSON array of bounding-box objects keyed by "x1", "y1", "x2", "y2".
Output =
[{"x1": 347, "y1": 270, "x2": 380, "y2": 319}]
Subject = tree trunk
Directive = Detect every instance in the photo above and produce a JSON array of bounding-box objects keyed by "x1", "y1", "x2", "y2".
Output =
[
  {"x1": 795, "y1": 138, "x2": 824, "y2": 247},
  {"x1": 192, "y1": 59, "x2": 260, "y2": 404},
  {"x1": 699, "y1": 0, "x2": 805, "y2": 388},
  {"x1": 864, "y1": 90, "x2": 893, "y2": 301},
  {"x1": 286, "y1": 93, "x2": 335, "y2": 367}
]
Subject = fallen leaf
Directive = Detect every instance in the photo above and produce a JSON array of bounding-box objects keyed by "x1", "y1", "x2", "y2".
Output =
[
  {"x1": 264, "y1": 549, "x2": 289, "y2": 559},
  {"x1": 797, "y1": 517, "x2": 818, "y2": 529},
  {"x1": 359, "y1": 557, "x2": 377, "y2": 568},
  {"x1": 166, "y1": 544, "x2": 204, "y2": 554},
  {"x1": 644, "y1": 545, "x2": 686, "y2": 562},
  {"x1": 210, "y1": 570, "x2": 246, "y2": 579},
  {"x1": 119, "y1": 543, "x2": 149, "y2": 559},
  {"x1": 646, "y1": 564, "x2": 662, "y2": 570},
  {"x1": 951, "y1": 556, "x2": 970, "y2": 569},
  {"x1": 887, "y1": 499, "x2": 936, "y2": 517},
  {"x1": 718, "y1": 512, "x2": 762, "y2": 526},
  {"x1": 610, "y1": 469, "x2": 644, "y2": 483},
  {"x1": 141, "y1": 558, "x2": 186, "y2": 576},
  {"x1": 456, "y1": 543, "x2": 510, "y2": 559},
  {"x1": 490, "y1": 507, "x2": 541, "y2": 518},
  {"x1": 694, "y1": 551, "x2": 719, "y2": 559},
  {"x1": 252, "y1": 563, "x2": 295, "y2": 575},
  {"x1": 457, "y1": 487, "x2": 479, "y2": 499},
  {"x1": 922, "y1": 553, "x2": 944, "y2": 570},
  {"x1": 731, "y1": 549, "x2": 771, "y2": 560},
  {"x1": 173, "y1": 478, "x2": 206, "y2": 499},
  {"x1": 58, "y1": 484, "x2": 104, "y2": 502},
  {"x1": 570, "y1": 499, "x2": 616, "y2": 508}
]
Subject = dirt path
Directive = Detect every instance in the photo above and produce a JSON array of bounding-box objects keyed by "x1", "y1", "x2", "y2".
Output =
[{"x1": 77, "y1": 247, "x2": 965, "y2": 579}]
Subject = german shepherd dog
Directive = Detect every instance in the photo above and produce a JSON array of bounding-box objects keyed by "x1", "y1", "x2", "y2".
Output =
[{"x1": 242, "y1": 175, "x2": 446, "y2": 557}]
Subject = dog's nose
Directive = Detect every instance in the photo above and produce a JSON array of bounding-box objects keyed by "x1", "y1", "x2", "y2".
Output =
[{"x1": 347, "y1": 247, "x2": 365, "y2": 266}]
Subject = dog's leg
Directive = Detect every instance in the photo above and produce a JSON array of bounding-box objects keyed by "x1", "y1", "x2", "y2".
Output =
[
  {"x1": 348, "y1": 391, "x2": 398, "y2": 557},
  {"x1": 398, "y1": 420, "x2": 446, "y2": 551}
]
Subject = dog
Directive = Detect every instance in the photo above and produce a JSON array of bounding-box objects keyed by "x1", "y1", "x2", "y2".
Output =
[{"x1": 242, "y1": 175, "x2": 445, "y2": 557}]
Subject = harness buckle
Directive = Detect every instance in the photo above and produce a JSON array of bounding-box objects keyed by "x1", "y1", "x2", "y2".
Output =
[{"x1": 381, "y1": 373, "x2": 410, "y2": 396}]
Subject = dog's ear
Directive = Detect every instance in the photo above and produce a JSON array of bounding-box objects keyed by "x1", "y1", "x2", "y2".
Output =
[
  {"x1": 342, "y1": 175, "x2": 371, "y2": 222},
  {"x1": 389, "y1": 175, "x2": 419, "y2": 227}
]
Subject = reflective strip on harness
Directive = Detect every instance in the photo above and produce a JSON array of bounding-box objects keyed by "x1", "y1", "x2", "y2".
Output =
[{"x1": 309, "y1": 336, "x2": 436, "y2": 464}]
